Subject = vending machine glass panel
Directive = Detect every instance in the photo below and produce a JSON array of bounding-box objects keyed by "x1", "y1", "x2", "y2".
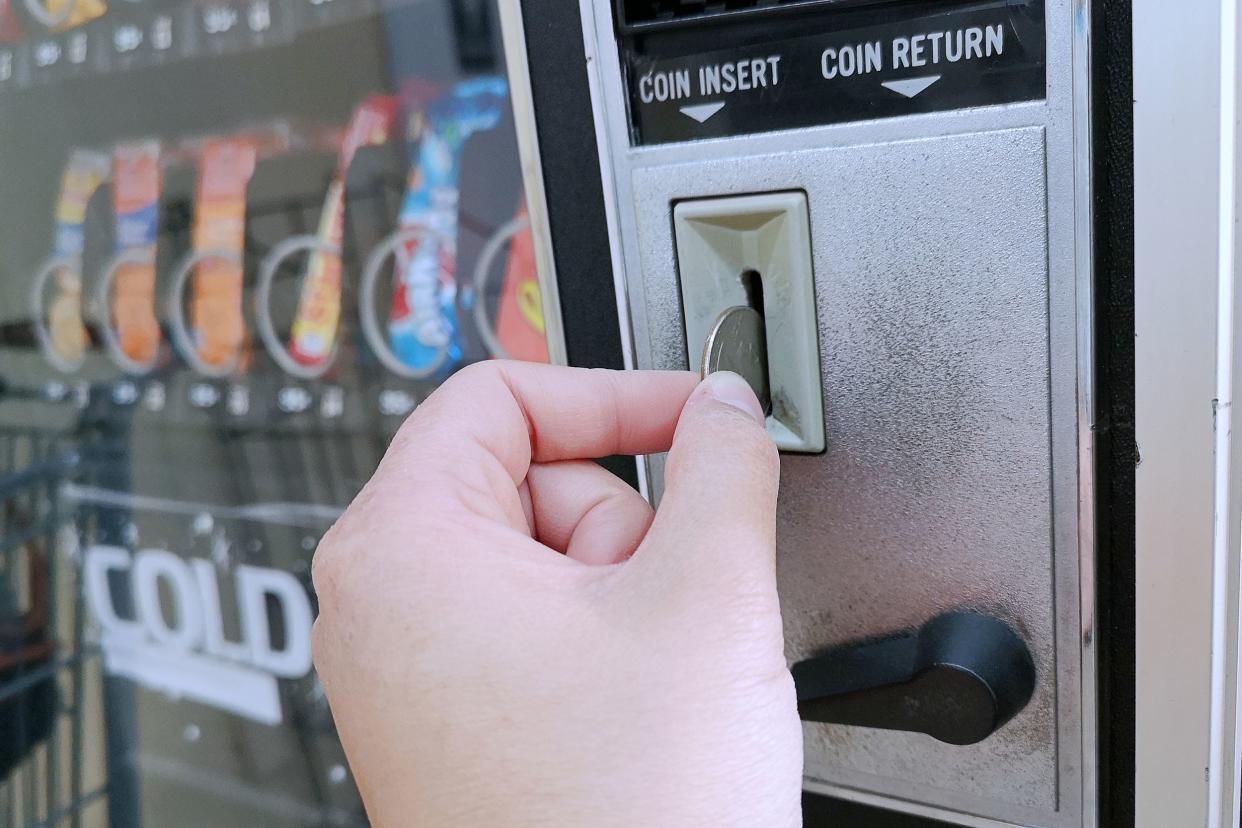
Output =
[{"x1": 0, "y1": 1, "x2": 557, "y2": 823}]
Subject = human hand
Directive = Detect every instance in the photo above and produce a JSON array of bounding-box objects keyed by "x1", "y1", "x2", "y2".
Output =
[{"x1": 311, "y1": 362, "x2": 801, "y2": 827}]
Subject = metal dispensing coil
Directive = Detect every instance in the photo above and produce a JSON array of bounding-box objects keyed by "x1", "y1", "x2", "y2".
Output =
[
  {"x1": 253, "y1": 235, "x2": 342, "y2": 379},
  {"x1": 357, "y1": 224, "x2": 451, "y2": 380},
  {"x1": 166, "y1": 248, "x2": 244, "y2": 378},
  {"x1": 93, "y1": 247, "x2": 162, "y2": 376}
]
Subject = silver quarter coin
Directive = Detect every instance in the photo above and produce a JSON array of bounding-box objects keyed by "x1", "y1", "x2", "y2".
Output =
[{"x1": 700, "y1": 304, "x2": 771, "y2": 415}]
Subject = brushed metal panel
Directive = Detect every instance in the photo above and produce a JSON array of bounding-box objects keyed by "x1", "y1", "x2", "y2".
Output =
[{"x1": 630, "y1": 126, "x2": 1061, "y2": 821}]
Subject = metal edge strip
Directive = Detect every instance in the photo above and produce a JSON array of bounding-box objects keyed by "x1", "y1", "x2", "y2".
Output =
[
  {"x1": 497, "y1": 0, "x2": 569, "y2": 367},
  {"x1": 577, "y1": 0, "x2": 652, "y2": 500},
  {"x1": 806, "y1": 782, "x2": 1044, "y2": 828},
  {"x1": 1071, "y1": 0, "x2": 1098, "y2": 825},
  {"x1": 576, "y1": 0, "x2": 638, "y2": 376},
  {"x1": 1214, "y1": 0, "x2": 1241, "y2": 824},
  {"x1": 1227, "y1": 0, "x2": 1242, "y2": 821}
]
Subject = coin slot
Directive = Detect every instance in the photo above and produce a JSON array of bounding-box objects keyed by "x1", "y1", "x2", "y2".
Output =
[
  {"x1": 741, "y1": 268, "x2": 765, "y2": 317},
  {"x1": 673, "y1": 191, "x2": 825, "y2": 453},
  {"x1": 738, "y1": 269, "x2": 773, "y2": 415}
]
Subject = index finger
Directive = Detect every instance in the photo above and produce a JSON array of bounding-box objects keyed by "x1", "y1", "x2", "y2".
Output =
[{"x1": 386, "y1": 361, "x2": 696, "y2": 493}]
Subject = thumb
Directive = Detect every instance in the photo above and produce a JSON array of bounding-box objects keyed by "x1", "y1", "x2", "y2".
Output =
[{"x1": 640, "y1": 371, "x2": 780, "y2": 592}]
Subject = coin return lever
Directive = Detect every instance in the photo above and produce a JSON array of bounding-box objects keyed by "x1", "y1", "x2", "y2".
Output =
[{"x1": 674, "y1": 192, "x2": 825, "y2": 453}]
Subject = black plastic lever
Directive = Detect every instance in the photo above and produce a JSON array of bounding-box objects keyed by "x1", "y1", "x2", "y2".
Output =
[{"x1": 791, "y1": 612, "x2": 1036, "y2": 746}]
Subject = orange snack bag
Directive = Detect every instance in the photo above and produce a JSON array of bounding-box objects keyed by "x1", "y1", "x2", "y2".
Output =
[
  {"x1": 288, "y1": 95, "x2": 397, "y2": 366},
  {"x1": 189, "y1": 138, "x2": 257, "y2": 371},
  {"x1": 111, "y1": 141, "x2": 162, "y2": 366}
]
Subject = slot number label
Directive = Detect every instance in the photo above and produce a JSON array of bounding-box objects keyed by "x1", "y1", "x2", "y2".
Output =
[
  {"x1": 195, "y1": 0, "x2": 281, "y2": 50},
  {"x1": 110, "y1": 14, "x2": 178, "y2": 68},
  {"x1": 28, "y1": 29, "x2": 93, "y2": 82},
  {"x1": 0, "y1": 47, "x2": 17, "y2": 88}
]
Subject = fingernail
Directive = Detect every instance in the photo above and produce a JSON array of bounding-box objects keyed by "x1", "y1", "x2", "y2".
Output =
[{"x1": 702, "y1": 371, "x2": 765, "y2": 425}]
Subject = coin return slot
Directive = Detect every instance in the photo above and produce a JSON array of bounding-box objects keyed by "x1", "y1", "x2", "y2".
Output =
[{"x1": 674, "y1": 191, "x2": 825, "y2": 453}]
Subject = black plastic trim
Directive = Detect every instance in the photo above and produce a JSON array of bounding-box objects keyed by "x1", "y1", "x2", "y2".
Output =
[
  {"x1": 614, "y1": 0, "x2": 942, "y2": 35},
  {"x1": 520, "y1": 0, "x2": 638, "y2": 488},
  {"x1": 1091, "y1": 0, "x2": 1135, "y2": 824}
]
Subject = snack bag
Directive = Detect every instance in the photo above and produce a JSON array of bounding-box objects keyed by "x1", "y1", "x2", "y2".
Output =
[
  {"x1": 189, "y1": 137, "x2": 257, "y2": 371},
  {"x1": 111, "y1": 141, "x2": 162, "y2": 367},
  {"x1": 44, "y1": 150, "x2": 109, "y2": 368},
  {"x1": 288, "y1": 94, "x2": 398, "y2": 367},
  {"x1": 38, "y1": 0, "x2": 106, "y2": 31},
  {"x1": 387, "y1": 77, "x2": 508, "y2": 376},
  {"x1": 0, "y1": 0, "x2": 24, "y2": 42},
  {"x1": 492, "y1": 200, "x2": 548, "y2": 363}
]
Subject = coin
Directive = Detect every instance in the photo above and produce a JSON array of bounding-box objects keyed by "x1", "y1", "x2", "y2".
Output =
[{"x1": 700, "y1": 304, "x2": 771, "y2": 416}]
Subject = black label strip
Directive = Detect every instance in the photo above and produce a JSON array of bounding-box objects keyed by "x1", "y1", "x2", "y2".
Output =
[{"x1": 624, "y1": 0, "x2": 1046, "y2": 145}]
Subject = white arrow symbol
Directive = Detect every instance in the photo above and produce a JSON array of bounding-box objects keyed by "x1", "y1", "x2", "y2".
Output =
[
  {"x1": 881, "y1": 75, "x2": 942, "y2": 98},
  {"x1": 679, "y1": 101, "x2": 726, "y2": 123}
]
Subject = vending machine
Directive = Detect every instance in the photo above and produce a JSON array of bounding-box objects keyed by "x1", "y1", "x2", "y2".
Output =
[{"x1": 5, "y1": 0, "x2": 1241, "y2": 826}]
